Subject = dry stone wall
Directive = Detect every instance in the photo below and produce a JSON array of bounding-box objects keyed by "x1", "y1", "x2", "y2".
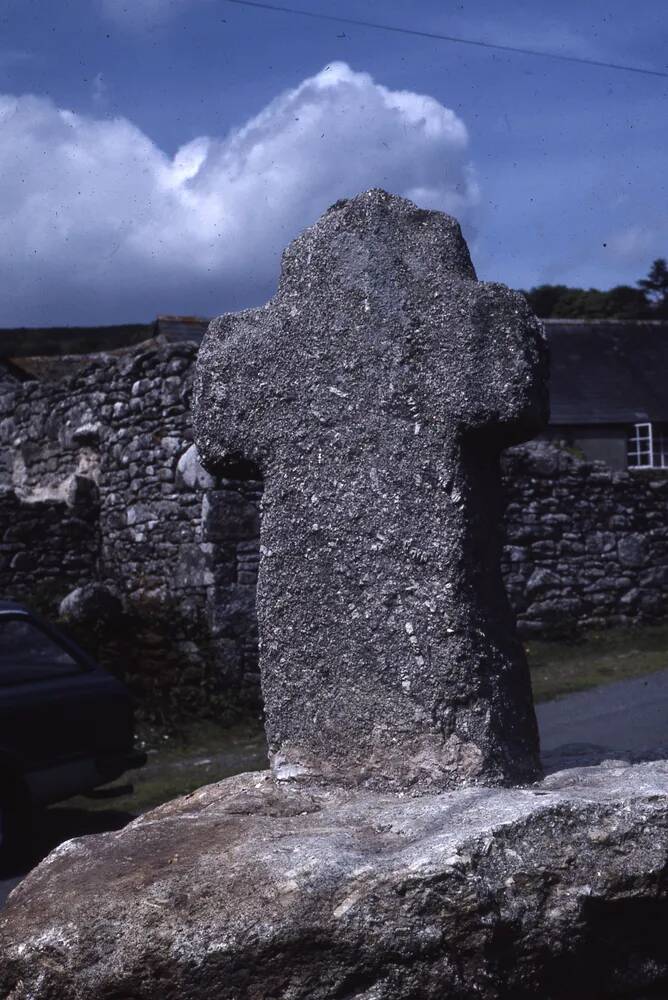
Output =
[
  {"x1": 0, "y1": 482, "x2": 99, "y2": 604},
  {"x1": 503, "y1": 443, "x2": 668, "y2": 635},
  {"x1": 0, "y1": 369, "x2": 102, "y2": 603},
  {"x1": 0, "y1": 345, "x2": 666, "y2": 717},
  {"x1": 0, "y1": 344, "x2": 260, "y2": 718}
]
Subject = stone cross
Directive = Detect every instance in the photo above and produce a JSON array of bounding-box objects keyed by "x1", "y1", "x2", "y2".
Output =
[{"x1": 194, "y1": 190, "x2": 548, "y2": 791}]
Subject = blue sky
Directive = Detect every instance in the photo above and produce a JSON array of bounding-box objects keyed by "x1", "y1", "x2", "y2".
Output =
[{"x1": 0, "y1": 0, "x2": 666, "y2": 325}]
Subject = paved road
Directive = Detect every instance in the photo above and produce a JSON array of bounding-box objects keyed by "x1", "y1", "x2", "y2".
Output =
[
  {"x1": 536, "y1": 667, "x2": 668, "y2": 752},
  {"x1": 2, "y1": 669, "x2": 667, "y2": 910}
]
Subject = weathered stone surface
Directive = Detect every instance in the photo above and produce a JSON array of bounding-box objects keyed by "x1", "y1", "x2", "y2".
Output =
[
  {"x1": 1, "y1": 759, "x2": 667, "y2": 999},
  {"x1": 617, "y1": 533, "x2": 648, "y2": 568},
  {"x1": 194, "y1": 189, "x2": 549, "y2": 791},
  {"x1": 175, "y1": 442, "x2": 216, "y2": 491},
  {"x1": 58, "y1": 582, "x2": 122, "y2": 624}
]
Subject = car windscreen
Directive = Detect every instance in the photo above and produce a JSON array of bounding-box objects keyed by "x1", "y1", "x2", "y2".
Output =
[{"x1": 0, "y1": 615, "x2": 84, "y2": 685}]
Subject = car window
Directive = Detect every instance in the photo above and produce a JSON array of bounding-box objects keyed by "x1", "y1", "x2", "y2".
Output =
[{"x1": 0, "y1": 616, "x2": 83, "y2": 685}]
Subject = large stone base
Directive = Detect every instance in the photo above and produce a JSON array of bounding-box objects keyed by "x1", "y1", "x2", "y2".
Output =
[{"x1": 1, "y1": 757, "x2": 667, "y2": 999}]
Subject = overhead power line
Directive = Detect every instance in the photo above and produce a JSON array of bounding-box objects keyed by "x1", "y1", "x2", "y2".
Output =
[{"x1": 222, "y1": 0, "x2": 668, "y2": 80}]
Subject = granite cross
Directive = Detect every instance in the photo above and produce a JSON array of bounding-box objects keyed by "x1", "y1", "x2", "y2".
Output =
[{"x1": 194, "y1": 189, "x2": 548, "y2": 791}]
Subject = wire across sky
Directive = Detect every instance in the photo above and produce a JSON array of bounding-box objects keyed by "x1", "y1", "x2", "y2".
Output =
[{"x1": 222, "y1": 0, "x2": 668, "y2": 80}]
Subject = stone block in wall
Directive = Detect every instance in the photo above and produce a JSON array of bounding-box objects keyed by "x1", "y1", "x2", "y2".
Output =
[
  {"x1": 557, "y1": 538, "x2": 585, "y2": 556},
  {"x1": 125, "y1": 500, "x2": 180, "y2": 530},
  {"x1": 640, "y1": 566, "x2": 668, "y2": 588},
  {"x1": 540, "y1": 512, "x2": 570, "y2": 527},
  {"x1": 504, "y1": 545, "x2": 528, "y2": 563},
  {"x1": 130, "y1": 378, "x2": 151, "y2": 397},
  {"x1": 584, "y1": 576, "x2": 633, "y2": 594},
  {"x1": 209, "y1": 636, "x2": 243, "y2": 687},
  {"x1": 617, "y1": 533, "x2": 648, "y2": 568},
  {"x1": 175, "y1": 444, "x2": 215, "y2": 491},
  {"x1": 207, "y1": 586, "x2": 256, "y2": 639},
  {"x1": 172, "y1": 542, "x2": 215, "y2": 590},
  {"x1": 585, "y1": 531, "x2": 617, "y2": 555},
  {"x1": 523, "y1": 596, "x2": 585, "y2": 621},
  {"x1": 526, "y1": 567, "x2": 563, "y2": 595},
  {"x1": 639, "y1": 591, "x2": 665, "y2": 615},
  {"x1": 620, "y1": 588, "x2": 642, "y2": 610},
  {"x1": 202, "y1": 490, "x2": 260, "y2": 544},
  {"x1": 530, "y1": 541, "x2": 556, "y2": 557},
  {"x1": 67, "y1": 474, "x2": 99, "y2": 509},
  {"x1": 588, "y1": 468, "x2": 616, "y2": 484}
]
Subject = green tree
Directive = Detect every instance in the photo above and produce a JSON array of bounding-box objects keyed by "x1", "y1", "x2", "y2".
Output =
[
  {"x1": 600, "y1": 285, "x2": 651, "y2": 319},
  {"x1": 522, "y1": 285, "x2": 572, "y2": 317},
  {"x1": 524, "y1": 283, "x2": 651, "y2": 320},
  {"x1": 637, "y1": 258, "x2": 668, "y2": 314}
]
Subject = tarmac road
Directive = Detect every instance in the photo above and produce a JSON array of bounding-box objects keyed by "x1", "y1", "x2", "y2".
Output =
[
  {"x1": 2, "y1": 668, "x2": 667, "y2": 910},
  {"x1": 536, "y1": 666, "x2": 668, "y2": 753}
]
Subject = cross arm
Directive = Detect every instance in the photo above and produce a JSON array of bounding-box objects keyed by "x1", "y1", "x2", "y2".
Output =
[{"x1": 193, "y1": 308, "x2": 278, "y2": 476}]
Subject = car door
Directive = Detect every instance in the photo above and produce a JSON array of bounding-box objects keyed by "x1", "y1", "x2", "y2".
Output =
[{"x1": 0, "y1": 612, "x2": 132, "y2": 775}]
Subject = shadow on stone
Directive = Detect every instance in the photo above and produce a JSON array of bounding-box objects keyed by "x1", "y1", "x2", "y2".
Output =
[{"x1": 0, "y1": 804, "x2": 134, "y2": 882}]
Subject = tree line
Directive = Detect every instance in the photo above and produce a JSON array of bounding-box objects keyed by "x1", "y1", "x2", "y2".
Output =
[{"x1": 522, "y1": 258, "x2": 668, "y2": 319}]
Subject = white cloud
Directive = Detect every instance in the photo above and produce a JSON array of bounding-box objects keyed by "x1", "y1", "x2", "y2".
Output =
[{"x1": 0, "y1": 63, "x2": 478, "y2": 326}]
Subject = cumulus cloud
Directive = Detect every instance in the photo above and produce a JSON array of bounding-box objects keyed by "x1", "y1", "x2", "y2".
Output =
[{"x1": 0, "y1": 63, "x2": 478, "y2": 326}]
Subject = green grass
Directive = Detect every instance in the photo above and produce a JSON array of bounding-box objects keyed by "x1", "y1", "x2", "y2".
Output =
[
  {"x1": 58, "y1": 718, "x2": 268, "y2": 817},
  {"x1": 55, "y1": 623, "x2": 668, "y2": 819},
  {"x1": 528, "y1": 621, "x2": 668, "y2": 703}
]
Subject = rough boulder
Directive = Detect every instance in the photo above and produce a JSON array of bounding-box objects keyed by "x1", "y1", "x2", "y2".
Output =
[{"x1": 1, "y1": 758, "x2": 667, "y2": 999}]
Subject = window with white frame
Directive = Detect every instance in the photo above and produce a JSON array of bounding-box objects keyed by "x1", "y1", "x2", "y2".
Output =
[{"x1": 628, "y1": 422, "x2": 668, "y2": 469}]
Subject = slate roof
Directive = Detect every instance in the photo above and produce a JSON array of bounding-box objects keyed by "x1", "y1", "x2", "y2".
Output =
[
  {"x1": 544, "y1": 320, "x2": 668, "y2": 426},
  {"x1": 0, "y1": 323, "x2": 154, "y2": 357},
  {"x1": 156, "y1": 315, "x2": 210, "y2": 343},
  {"x1": 0, "y1": 317, "x2": 210, "y2": 359}
]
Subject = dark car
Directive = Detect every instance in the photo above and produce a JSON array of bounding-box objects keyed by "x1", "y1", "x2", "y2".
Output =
[{"x1": 0, "y1": 601, "x2": 145, "y2": 862}]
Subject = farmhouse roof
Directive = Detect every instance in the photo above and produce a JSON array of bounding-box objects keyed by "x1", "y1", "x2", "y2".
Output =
[{"x1": 544, "y1": 319, "x2": 668, "y2": 425}]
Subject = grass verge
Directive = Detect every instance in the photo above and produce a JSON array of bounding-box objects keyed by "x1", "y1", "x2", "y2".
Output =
[
  {"x1": 57, "y1": 718, "x2": 268, "y2": 817},
  {"x1": 528, "y1": 621, "x2": 668, "y2": 703}
]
